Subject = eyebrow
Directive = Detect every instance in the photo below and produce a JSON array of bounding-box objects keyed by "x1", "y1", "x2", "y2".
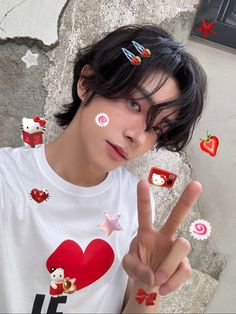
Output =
[
  {"x1": 136, "y1": 86, "x2": 156, "y2": 107},
  {"x1": 136, "y1": 86, "x2": 177, "y2": 127}
]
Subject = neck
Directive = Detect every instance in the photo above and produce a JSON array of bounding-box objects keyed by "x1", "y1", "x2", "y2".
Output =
[{"x1": 45, "y1": 126, "x2": 108, "y2": 187}]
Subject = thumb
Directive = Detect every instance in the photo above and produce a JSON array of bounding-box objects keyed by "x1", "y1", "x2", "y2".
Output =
[{"x1": 122, "y1": 253, "x2": 155, "y2": 287}]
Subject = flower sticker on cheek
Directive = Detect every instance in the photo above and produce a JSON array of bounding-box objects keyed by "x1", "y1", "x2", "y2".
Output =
[{"x1": 95, "y1": 113, "x2": 109, "y2": 127}]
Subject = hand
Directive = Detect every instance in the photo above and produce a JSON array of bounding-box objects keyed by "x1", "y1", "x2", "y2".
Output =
[{"x1": 122, "y1": 180, "x2": 202, "y2": 296}]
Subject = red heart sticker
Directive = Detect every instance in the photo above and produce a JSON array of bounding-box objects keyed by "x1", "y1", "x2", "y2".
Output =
[
  {"x1": 30, "y1": 188, "x2": 49, "y2": 203},
  {"x1": 46, "y1": 239, "x2": 115, "y2": 291}
]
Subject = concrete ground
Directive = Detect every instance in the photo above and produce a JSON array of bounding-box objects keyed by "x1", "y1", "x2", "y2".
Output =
[
  {"x1": 186, "y1": 38, "x2": 236, "y2": 313},
  {"x1": 1, "y1": 0, "x2": 235, "y2": 312}
]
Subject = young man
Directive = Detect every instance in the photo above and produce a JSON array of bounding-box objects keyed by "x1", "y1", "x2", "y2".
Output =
[{"x1": 0, "y1": 24, "x2": 206, "y2": 313}]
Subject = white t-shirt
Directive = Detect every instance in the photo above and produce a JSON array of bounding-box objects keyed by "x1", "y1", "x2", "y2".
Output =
[{"x1": 0, "y1": 144, "x2": 155, "y2": 314}]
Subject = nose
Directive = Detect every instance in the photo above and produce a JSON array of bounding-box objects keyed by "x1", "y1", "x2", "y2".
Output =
[{"x1": 123, "y1": 116, "x2": 151, "y2": 146}]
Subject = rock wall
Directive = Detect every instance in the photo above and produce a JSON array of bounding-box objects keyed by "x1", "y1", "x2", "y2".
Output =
[{"x1": 0, "y1": 0, "x2": 226, "y2": 312}]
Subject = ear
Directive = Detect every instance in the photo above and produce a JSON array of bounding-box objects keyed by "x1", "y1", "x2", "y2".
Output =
[{"x1": 77, "y1": 64, "x2": 95, "y2": 101}]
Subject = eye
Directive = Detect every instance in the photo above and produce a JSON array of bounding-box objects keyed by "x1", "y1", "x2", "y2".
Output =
[{"x1": 128, "y1": 100, "x2": 141, "y2": 112}]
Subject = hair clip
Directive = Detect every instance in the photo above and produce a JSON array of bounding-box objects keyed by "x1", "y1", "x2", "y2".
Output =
[
  {"x1": 121, "y1": 48, "x2": 141, "y2": 65},
  {"x1": 132, "y1": 41, "x2": 151, "y2": 58}
]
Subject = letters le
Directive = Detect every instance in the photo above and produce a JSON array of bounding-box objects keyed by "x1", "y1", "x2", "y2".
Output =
[{"x1": 31, "y1": 294, "x2": 67, "y2": 314}]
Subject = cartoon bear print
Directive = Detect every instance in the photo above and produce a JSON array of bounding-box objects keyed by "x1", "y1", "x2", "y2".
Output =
[
  {"x1": 151, "y1": 173, "x2": 167, "y2": 186},
  {"x1": 49, "y1": 267, "x2": 65, "y2": 298}
]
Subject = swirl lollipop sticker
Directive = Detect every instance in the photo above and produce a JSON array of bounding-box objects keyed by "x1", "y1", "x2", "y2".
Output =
[
  {"x1": 189, "y1": 219, "x2": 211, "y2": 240},
  {"x1": 95, "y1": 113, "x2": 109, "y2": 127}
]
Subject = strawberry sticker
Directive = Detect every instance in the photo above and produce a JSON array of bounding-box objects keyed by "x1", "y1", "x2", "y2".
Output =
[
  {"x1": 200, "y1": 131, "x2": 219, "y2": 157},
  {"x1": 30, "y1": 188, "x2": 50, "y2": 203}
]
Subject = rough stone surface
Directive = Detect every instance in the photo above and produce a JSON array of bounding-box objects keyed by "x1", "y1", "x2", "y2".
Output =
[
  {"x1": 0, "y1": 0, "x2": 227, "y2": 312},
  {"x1": 0, "y1": 42, "x2": 49, "y2": 148},
  {"x1": 0, "y1": 0, "x2": 69, "y2": 46},
  {"x1": 160, "y1": 269, "x2": 218, "y2": 313}
]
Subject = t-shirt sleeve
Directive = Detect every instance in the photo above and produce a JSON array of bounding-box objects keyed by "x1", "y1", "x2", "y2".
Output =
[
  {"x1": 0, "y1": 175, "x2": 4, "y2": 213},
  {"x1": 0, "y1": 174, "x2": 5, "y2": 228}
]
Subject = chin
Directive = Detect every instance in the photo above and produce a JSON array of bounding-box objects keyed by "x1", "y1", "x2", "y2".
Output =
[
  {"x1": 103, "y1": 158, "x2": 126, "y2": 172},
  {"x1": 88, "y1": 141, "x2": 127, "y2": 172},
  {"x1": 101, "y1": 155, "x2": 127, "y2": 173}
]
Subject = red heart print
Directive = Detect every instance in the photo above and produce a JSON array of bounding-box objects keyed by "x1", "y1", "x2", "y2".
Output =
[
  {"x1": 30, "y1": 188, "x2": 49, "y2": 203},
  {"x1": 46, "y1": 239, "x2": 114, "y2": 291}
]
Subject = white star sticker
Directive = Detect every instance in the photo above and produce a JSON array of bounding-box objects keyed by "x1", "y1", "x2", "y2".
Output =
[
  {"x1": 21, "y1": 50, "x2": 39, "y2": 68},
  {"x1": 98, "y1": 213, "x2": 123, "y2": 236}
]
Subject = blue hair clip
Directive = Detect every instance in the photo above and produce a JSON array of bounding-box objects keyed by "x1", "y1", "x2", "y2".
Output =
[
  {"x1": 132, "y1": 41, "x2": 151, "y2": 58},
  {"x1": 121, "y1": 47, "x2": 141, "y2": 65}
]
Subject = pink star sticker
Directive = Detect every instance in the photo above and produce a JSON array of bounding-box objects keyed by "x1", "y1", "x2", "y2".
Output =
[
  {"x1": 98, "y1": 213, "x2": 123, "y2": 236},
  {"x1": 196, "y1": 19, "x2": 216, "y2": 39}
]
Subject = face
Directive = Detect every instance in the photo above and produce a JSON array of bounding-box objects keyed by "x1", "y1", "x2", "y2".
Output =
[{"x1": 75, "y1": 71, "x2": 180, "y2": 172}]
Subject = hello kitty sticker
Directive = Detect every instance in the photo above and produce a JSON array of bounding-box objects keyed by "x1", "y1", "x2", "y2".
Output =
[
  {"x1": 21, "y1": 116, "x2": 46, "y2": 147},
  {"x1": 95, "y1": 113, "x2": 109, "y2": 127},
  {"x1": 148, "y1": 167, "x2": 177, "y2": 188}
]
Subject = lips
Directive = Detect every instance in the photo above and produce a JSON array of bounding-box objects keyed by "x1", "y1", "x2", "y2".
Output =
[{"x1": 107, "y1": 141, "x2": 128, "y2": 159}]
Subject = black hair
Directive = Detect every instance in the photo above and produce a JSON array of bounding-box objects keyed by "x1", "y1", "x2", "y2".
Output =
[{"x1": 54, "y1": 24, "x2": 207, "y2": 152}]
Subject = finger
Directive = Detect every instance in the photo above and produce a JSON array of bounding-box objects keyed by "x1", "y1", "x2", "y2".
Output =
[
  {"x1": 159, "y1": 257, "x2": 193, "y2": 296},
  {"x1": 154, "y1": 237, "x2": 191, "y2": 286},
  {"x1": 137, "y1": 180, "x2": 153, "y2": 230},
  {"x1": 122, "y1": 253, "x2": 155, "y2": 287},
  {"x1": 160, "y1": 181, "x2": 202, "y2": 238}
]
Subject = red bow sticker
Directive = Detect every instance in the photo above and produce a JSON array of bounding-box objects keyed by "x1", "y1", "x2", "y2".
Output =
[
  {"x1": 135, "y1": 288, "x2": 157, "y2": 306},
  {"x1": 34, "y1": 116, "x2": 46, "y2": 127}
]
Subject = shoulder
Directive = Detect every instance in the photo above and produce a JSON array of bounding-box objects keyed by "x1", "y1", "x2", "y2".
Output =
[
  {"x1": 0, "y1": 145, "x2": 35, "y2": 183},
  {"x1": 0, "y1": 145, "x2": 32, "y2": 164}
]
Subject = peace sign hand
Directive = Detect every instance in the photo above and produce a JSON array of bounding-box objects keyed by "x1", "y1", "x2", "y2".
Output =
[{"x1": 122, "y1": 180, "x2": 202, "y2": 296}]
